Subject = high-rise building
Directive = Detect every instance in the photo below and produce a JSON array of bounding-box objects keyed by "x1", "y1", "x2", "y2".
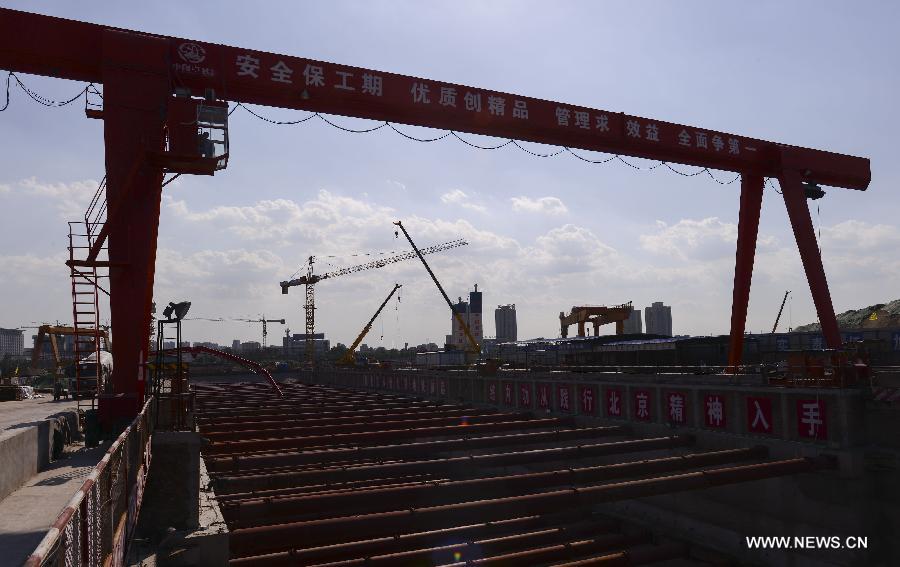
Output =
[
  {"x1": 0, "y1": 328, "x2": 25, "y2": 357},
  {"x1": 623, "y1": 309, "x2": 642, "y2": 334},
  {"x1": 232, "y1": 339, "x2": 241, "y2": 352},
  {"x1": 449, "y1": 284, "x2": 483, "y2": 349},
  {"x1": 645, "y1": 302, "x2": 672, "y2": 336},
  {"x1": 495, "y1": 304, "x2": 517, "y2": 342}
]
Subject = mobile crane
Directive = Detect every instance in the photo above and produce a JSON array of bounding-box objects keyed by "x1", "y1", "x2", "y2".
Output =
[
  {"x1": 393, "y1": 221, "x2": 480, "y2": 356},
  {"x1": 337, "y1": 283, "x2": 402, "y2": 367}
]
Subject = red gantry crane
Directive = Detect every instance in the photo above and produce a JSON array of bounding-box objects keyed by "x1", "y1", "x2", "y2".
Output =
[{"x1": 0, "y1": 8, "x2": 871, "y2": 421}]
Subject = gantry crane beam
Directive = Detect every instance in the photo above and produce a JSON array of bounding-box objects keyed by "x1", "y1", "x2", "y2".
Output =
[
  {"x1": 0, "y1": 8, "x2": 870, "y2": 190},
  {"x1": 0, "y1": 7, "x2": 871, "y2": 416}
]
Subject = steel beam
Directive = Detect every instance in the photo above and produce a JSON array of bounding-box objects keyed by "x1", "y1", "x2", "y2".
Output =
[{"x1": 727, "y1": 174, "x2": 764, "y2": 368}]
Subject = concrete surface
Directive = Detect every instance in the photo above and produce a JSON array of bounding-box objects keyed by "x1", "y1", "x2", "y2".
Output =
[
  {"x1": 128, "y1": 438, "x2": 227, "y2": 566},
  {"x1": 138, "y1": 432, "x2": 202, "y2": 533},
  {"x1": 0, "y1": 442, "x2": 108, "y2": 567},
  {"x1": 0, "y1": 397, "x2": 76, "y2": 435},
  {"x1": 0, "y1": 402, "x2": 80, "y2": 502}
]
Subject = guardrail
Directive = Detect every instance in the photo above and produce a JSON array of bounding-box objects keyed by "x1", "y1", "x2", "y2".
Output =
[{"x1": 25, "y1": 398, "x2": 155, "y2": 567}]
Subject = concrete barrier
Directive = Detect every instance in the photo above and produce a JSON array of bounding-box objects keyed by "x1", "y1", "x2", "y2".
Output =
[{"x1": 0, "y1": 411, "x2": 80, "y2": 501}]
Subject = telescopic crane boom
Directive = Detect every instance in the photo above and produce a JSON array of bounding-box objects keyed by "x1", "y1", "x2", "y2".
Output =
[
  {"x1": 393, "y1": 221, "x2": 480, "y2": 355},
  {"x1": 338, "y1": 283, "x2": 402, "y2": 366},
  {"x1": 772, "y1": 290, "x2": 791, "y2": 333}
]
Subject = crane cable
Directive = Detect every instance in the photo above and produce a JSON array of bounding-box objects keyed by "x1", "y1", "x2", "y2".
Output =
[{"x1": 1, "y1": 71, "x2": 744, "y2": 186}]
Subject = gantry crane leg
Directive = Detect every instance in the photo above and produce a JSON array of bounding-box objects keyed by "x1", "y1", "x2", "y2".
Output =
[{"x1": 104, "y1": 30, "x2": 169, "y2": 418}]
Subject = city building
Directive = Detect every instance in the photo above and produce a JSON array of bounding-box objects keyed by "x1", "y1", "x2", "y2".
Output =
[
  {"x1": 163, "y1": 341, "x2": 177, "y2": 349},
  {"x1": 193, "y1": 341, "x2": 220, "y2": 350},
  {"x1": 241, "y1": 341, "x2": 261, "y2": 352},
  {"x1": 282, "y1": 333, "x2": 330, "y2": 357},
  {"x1": 494, "y1": 304, "x2": 517, "y2": 342},
  {"x1": 232, "y1": 339, "x2": 241, "y2": 352},
  {"x1": 0, "y1": 328, "x2": 25, "y2": 357},
  {"x1": 448, "y1": 284, "x2": 483, "y2": 349},
  {"x1": 645, "y1": 302, "x2": 673, "y2": 336},
  {"x1": 623, "y1": 309, "x2": 643, "y2": 334}
]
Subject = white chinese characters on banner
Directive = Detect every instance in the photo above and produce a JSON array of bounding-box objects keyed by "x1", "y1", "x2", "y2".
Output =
[
  {"x1": 235, "y1": 54, "x2": 260, "y2": 78},
  {"x1": 303, "y1": 64, "x2": 325, "y2": 87},
  {"x1": 334, "y1": 71, "x2": 355, "y2": 91},
  {"x1": 411, "y1": 82, "x2": 431, "y2": 104},
  {"x1": 668, "y1": 393, "x2": 685, "y2": 424},
  {"x1": 439, "y1": 87, "x2": 457, "y2": 107},
  {"x1": 464, "y1": 92, "x2": 481, "y2": 112},
  {"x1": 488, "y1": 96, "x2": 506, "y2": 116},
  {"x1": 270, "y1": 61, "x2": 294, "y2": 84},
  {"x1": 513, "y1": 100, "x2": 529, "y2": 120},
  {"x1": 705, "y1": 394, "x2": 725, "y2": 428},
  {"x1": 361, "y1": 73, "x2": 383, "y2": 96}
]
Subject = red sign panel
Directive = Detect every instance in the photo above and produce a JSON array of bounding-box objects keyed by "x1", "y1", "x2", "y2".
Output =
[
  {"x1": 503, "y1": 381, "x2": 515, "y2": 406},
  {"x1": 557, "y1": 384, "x2": 573, "y2": 413},
  {"x1": 704, "y1": 394, "x2": 727, "y2": 429},
  {"x1": 634, "y1": 389, "x2": 652, "y2": 422},
  {"x1": 796, "y1": 399, "x2": 827, "y2": 440},
  {"x1": 161, "y1": 36, "x2": 792, "y2": 180},
  {"x1": 487, "y1": 381, "x2": 498, "y2": 404},
  {"x1": 666, "y1": 392, "x2": 687, "y2": 425},
  {"x1": 579, "y1": 385, "x2": 596, "y2": 415},
  {"x1": 519, "y1": 383, "x2": 532, "y2": 409},
  {"x1": 536, "y1": 383, "x2": 551, "y2": 410},
  {"x1": 746, "y1": 397, "x2": 773, "y2": 434},
  {"x1": 606, "y1": 388, "x2": 623, "y2": 418}
]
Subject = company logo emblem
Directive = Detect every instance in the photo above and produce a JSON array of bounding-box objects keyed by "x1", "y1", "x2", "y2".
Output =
[{"x1": 178, "y1": 43, "x2": 206, "y2": 64}]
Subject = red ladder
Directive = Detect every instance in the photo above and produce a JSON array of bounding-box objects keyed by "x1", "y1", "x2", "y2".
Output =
[{"x1": 67, "y1": 178, "x2": 109, "y2": 409}]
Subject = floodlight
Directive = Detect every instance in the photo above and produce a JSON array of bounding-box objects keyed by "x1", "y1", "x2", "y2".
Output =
[{"x1": 164, "y1": 301, "x2": 192, "y2": 321}]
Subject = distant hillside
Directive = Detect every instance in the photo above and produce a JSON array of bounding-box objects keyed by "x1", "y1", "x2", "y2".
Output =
[{"x1": 794, "y1": 299, "x2": 900, "y2": 332}]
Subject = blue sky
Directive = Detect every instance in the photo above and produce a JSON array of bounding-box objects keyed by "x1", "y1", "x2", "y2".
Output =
[{"x1": 1, "y1": 1, "x2": 898, "y2": 348}]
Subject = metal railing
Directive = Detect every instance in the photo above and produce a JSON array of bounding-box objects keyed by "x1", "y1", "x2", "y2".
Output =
[{"x1": 25, "y1": 399, "x2": 155, "y2": 567}]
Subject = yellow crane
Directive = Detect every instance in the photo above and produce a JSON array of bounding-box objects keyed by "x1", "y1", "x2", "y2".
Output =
[
  {"x1": 338, "y1": 283, "x2": 402, "y2": 366},
  {"x1": 280, "y1": 238, "x2": 468, "y2": 366}
]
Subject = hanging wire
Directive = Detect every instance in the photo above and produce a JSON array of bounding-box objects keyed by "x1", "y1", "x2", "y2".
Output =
[{"x1": 4, "y1": 71, "x2": 746, "y2": 188}]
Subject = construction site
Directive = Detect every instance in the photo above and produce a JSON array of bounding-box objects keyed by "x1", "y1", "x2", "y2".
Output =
[{"x1": 1, "y1": 5, "x2": 898, "y2": 567}]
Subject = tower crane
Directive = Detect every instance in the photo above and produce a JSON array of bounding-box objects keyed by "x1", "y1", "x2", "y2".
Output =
[
  {"x1": 280, "y1": 239, "x2": 468, "y2": 365},
  {"x1": 236, "y1": 315, "x2": 285, "y2": 348},
  {"x1": 338, "y1": 283, "x2": 402, "y2": 367},
  {"x1": 394, "y1": 221, "x2": 480, "y2": 356}
]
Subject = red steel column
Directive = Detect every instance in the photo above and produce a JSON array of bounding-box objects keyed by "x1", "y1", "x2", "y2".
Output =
[
  {"x1": 727, "y1": 174, "x2": 764, "y2": 368},
  {"x1": 102, "y1": 29, "x2": 169, "y2": 417},
  {"x1": 779, "y1": 170, "x2": 842, "y2": 349}
]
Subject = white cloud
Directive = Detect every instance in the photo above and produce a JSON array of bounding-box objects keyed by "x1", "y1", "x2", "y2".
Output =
[
  {"x1": 639, "y1": 217, "x2": 739, "y2": 260},
  {"x1": 439, "y1": 189, "x2": 487, "y2": 214},
  {"x1": 819, "y1": 220, "x2": 900, "y2": 251},
  {"x1": 510, "y1": 196, "x2": 568, "y2": 216},
  {"x1": 2, "y1": 177, "x2": 101, "y2": 219}
]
